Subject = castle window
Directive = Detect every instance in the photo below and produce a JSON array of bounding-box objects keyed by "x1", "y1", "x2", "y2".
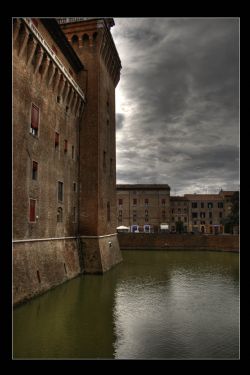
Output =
[
  {"x1": 73, "y1": 182, "x2": 77, "y2": 192},
  {"x1": 82, "y1": 34, "x2": 89, "y2": 46},
  {"x1": 201, "y1": 202, "x2": 204, "y2": 208},
  {"x1": 71, "y1": 35, "x2": 79, "y2": 46},
  {"x1": 58, "y1": 181, "x2": 64, "y2": 202},
  {"x1": 118, "y1": 199, "x2": 123, "y2": 205},
  {"x1": 218, "y1": 202, "x2": 224, "y2": 208},
  {"x1": 30, "y1": 104, "x2": 39, "y2": 136},
  {"x1": 162, "y1": 199, "x2": 165, "y2": 206},
  {"x1": 55, "y1": 132, "x2": 59, "y2": 148},
  {"x1": 133, "y1": 198, "x2": 137, "y2": 205},
  {"x1": 107, "y1": 202, "x2": 110, "y2": 222},
  {"x1": 219, "y1": 212, "x2": 223, "y2": 218},
  {"x1": 72, "y1": 145, "x2": 75, "y2": 160},
  {"x1": 29, "y1": 199, "x2": 36, "y2": 222},
  {"x1": 57, "y1": 207, "x2": 63, "y2": 222},
  {"x1": 32, "y1": 161, "x2": 38, "y2": 180},
  {"x1": 209, "y1": 212, "x2": 212, "y2": 218},
  {"x1": 145, "y1": 199, "x2": 149, "y2": 207},
  {"x1": 208, "y1": 202, "x2": 213, "y2": 209},
  {"x1": 64, "y1": 140, "x2": 68, "y2": 153},
  {"x1": 192, "y1": 202, "x2": 197, "y2": 208}
]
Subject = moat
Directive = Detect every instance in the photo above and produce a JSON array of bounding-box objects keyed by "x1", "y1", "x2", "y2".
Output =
[{"x1": 13, "y1": 250, "x2": 239, "y2": 359}]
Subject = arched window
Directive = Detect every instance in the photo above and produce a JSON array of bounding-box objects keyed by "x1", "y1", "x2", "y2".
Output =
[
  {"x1": 57, "y1": 207, "x2": 63, "y2": 222},
  {"x1": 82, "y1": 33, "x2": 89, "y2": 46},
  {"x1": 71, "y1": 34, "x2": 79, "y2": 46},
  {"x1": 93, "y1": 32, "x2": 98, "y2": 42}
]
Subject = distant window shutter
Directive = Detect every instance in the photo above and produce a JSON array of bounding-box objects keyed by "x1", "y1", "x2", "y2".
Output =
[
  {"x1": 64, "y1": 140, "x2": 68, "y2": 152},
  {"x1": 31, "y1": 105, "x2": 39, "y2": 129}
]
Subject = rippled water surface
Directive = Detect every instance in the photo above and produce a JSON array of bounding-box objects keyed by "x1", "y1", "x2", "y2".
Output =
[{"x1": 13, "y1": 251, "x2": 239, "y2": 359}]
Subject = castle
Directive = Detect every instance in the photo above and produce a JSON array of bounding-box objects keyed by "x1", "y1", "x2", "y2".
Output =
[{"x1": 13, "y1": 18, "x2": 122, "y2": 305}]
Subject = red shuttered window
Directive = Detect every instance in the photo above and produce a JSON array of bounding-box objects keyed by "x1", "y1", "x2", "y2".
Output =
[
  {"x1": 29, "y1": 199, "x2": 36, "y2": 222},
  {"x1": 55, "y1": 132, "x2": 59, "y2": 147}
]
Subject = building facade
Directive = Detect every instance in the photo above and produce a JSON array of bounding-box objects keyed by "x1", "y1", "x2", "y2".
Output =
[
  {"x1": 13, "y1": 18, "x2": 122, "y2": 305},
  {"x1": 170, "y1": 196, "x2": 189, "y2": 233},
  {"x1": 184, "y1": 194, "x2": 225, "y2": 234},
  {"x1": 117, "y1": 186, "x2": 237, "y2": 234},
  {"x1": 116, "y1": 184, "x2": 171, "y2": 232}
]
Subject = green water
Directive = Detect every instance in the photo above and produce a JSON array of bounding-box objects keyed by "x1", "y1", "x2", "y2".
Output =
[{"x1": 13, "y1": 250, "x2": 239, "y2": 359}]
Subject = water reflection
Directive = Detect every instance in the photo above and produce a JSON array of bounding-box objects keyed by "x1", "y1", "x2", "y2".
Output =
[{"x1": 13, "y1": 251, "x2": 239, "y2": 359}]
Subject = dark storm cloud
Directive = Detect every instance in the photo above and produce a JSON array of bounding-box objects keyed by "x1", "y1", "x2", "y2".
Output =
[{"x1": 112, "y1": 18, "x2": 239, "y2": 194}]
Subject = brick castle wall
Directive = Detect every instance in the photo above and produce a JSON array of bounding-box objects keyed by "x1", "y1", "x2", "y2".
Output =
[
  {"x1": 13, "y1": 239, "x2": 81, "y2": 306},
  {"x1": 118, "y1": 233, "x2": 239, "y2": 252}
]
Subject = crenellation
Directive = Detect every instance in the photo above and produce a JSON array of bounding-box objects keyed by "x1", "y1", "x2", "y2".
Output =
[
  {"x1": 34, "y1": 46, "x2": 44, "y2": 74},
  {"x1": 18, "y1": 24, "x2": 30, "y2": 57},
  {"x1": 26, "y1": 36, "x2": 38, "y2": 66}
]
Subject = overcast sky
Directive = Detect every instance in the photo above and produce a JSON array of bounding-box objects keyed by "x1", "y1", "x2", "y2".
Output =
[{"x1": 111, "y1": 18, "x2": 239, "y2": 195}]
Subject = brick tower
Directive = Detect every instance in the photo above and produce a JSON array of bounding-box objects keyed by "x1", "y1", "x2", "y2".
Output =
[{"x1": 59, "y1": 18, "x2": 122, "y2": 272}]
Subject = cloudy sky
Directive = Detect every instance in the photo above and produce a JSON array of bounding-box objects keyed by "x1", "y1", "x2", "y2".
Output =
[{"x1": 111, "y1": 18, "x2": 239, "y2": 195}]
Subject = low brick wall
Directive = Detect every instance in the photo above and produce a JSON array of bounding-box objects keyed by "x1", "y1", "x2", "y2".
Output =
[{"x1": 118, "y1": 233, "x2": 239, "y2": 252}]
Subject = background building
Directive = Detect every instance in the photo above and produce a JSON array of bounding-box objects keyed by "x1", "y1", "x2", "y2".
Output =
[
  {"x1": 170, "y1": 196, "x2": 189, "y2": 233},
  {"x1": 184, "y1": 194, "x2": 225, "y2": 234},
  {"x1": 117, "y1": 185, "x2": 238, "y2": 234},
  {"x1": 13, "y1": 17, "x2": 122, "y2": 305},
  {"x1": 116, "y1": 184, "x2": 171, "y2": 232}
]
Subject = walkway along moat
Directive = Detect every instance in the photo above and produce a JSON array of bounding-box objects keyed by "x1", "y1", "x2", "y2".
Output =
[{"x1": 13, "y1": 250, "x2": 239, "y2": 359}]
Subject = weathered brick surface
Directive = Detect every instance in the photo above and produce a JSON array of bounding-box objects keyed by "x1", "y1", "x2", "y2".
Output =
[
  {"x1": 118, "y1": 233, "x2": 239, "y2": 252},
  {"x1": 13, "y1": 239, "x2": 80, "y2": 306},
  {"x1": 81, "y1": 235, "x2": 123, "y2": 273}
]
